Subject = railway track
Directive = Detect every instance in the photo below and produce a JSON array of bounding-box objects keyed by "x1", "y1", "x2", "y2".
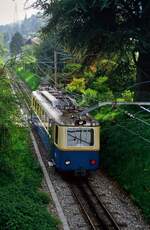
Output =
[
  {"x1": 15, "y1": 79, "x2": 31, "y2": 111},
  {"x1": 11, "y1": 76, "x2": 71, "y2": 229},
  {"x1": 12, "y1": 77, "x2": 124, "y2": 230},
  {"x1": 70, "y1": 178, "x2": 121, "y2": 230}
]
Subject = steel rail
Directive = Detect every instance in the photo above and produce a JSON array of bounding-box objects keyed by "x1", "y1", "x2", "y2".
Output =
[
  {"x1": 13, "y1": 79, "x2": 31, "y2": 112},
  {"x1": 12, "y1": 78, "x2": 124, "y2": 230},
  {"x1": 70, "y1": 184, "x2": 98, "y2": 230},
  {"x1": 11, "y1": 76, "x2": 70, "y2": 230},
  {"x1": 85, "y1": 180, "x2": 121, "y2": 230},
  {"x1": 70, "y1": 179, "x2": 121, "y2": 230}
]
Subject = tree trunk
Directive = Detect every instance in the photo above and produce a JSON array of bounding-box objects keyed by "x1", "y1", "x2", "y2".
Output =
[{"x1": 136, "y1": 52, "x2": 150, "y2": 101}]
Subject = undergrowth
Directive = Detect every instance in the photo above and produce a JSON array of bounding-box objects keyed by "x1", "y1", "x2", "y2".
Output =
[
  {"x1": 16, "y1": 67, "x2": 40, "y2": 90},
  {"x1": 96, "y1": 106, "x2": 150, "y2": 222},
  {"x1": 0, "y1": 76, "x2": 58, "y2": 229}
]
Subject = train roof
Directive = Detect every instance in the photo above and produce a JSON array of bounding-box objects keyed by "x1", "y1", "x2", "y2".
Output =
[{"x1": 32, "y1": 89, "x2": 99, "y2": 126}]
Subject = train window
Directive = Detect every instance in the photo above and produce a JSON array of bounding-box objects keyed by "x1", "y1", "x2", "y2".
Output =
[
  {"x1": 55, "y1": 125, "x2": 58, "y2": 144},
  {"x1": 34, "y1": 98, "x2": 36, "y2": 107},
  {"x1": 34, "y1": 100, "x2": 37, "y2": 110},
  {"x1": 35, "y1": 101, "x2": 38, "y2": 112},
  {"x1": 45, "y1": 115, "x2": 49, "y2": 130},
  {"x1": 32, "y1": 98, "x2": 34, "y2": 107},
  {"x1": 40, "y1": 109, "x2": 45, "y2": 122},
  {"x1": 38, "y1": 104, "x2": 40, "y2": 113},
  {"x1": 33, "y1": 98, "x2": 35, "y2": 107},
  {"x1": 67, "y1": 128, "x2": 94, "y2": 147}
]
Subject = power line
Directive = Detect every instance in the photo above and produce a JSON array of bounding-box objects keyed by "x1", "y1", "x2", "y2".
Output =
[
  {"x1": 116, "y1": 123, "x2": 150, "y2": 144},
  {"x1": 122, "y1": 109, "x2": 150, "y2": 128}
]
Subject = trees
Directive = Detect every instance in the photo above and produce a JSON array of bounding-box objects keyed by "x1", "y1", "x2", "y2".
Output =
[
  {"x1": 0, "y1": 33, "x2": 8, "y2": 58},
  {"x1": 10, "y1": 32, "x2": 24, "y2": 56},
  {"x1": 34, "y1": 0, "x2": 150, "y2": 100},
  {"x1": 34, "y1": 33, "x2": 72, "y2": 85}
]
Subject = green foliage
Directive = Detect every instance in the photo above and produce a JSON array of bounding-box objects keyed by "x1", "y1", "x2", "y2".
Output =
[
  {"x1": 34, "y1": 33, "x2": 68, "y2": 78},
  {"x1": 92, "y1": 76, "x2": 113, "y2": 100},
  {"x1": 64, "y1": 63, "x2": 82, "y2": 73},
  {"x1": 0, "y1": 32, "x2": 8, "y2": 58},
  {"x1": 66, "y1": 77, "x2": 85, "y2": 93},
  {"x1": 38, "y1": 191, "x2": 50, "y2": 205},
  {"x1": 21, "y1": 45, "x2": 37, "y2": 66},
  {"x1": 94, "y1": 107, "x2": 120, "y2": 121},
  {"x1": 35, "y1": 0, "x2": 147, "y2": 60},
  {"x1": 10, "y1": 32, "x2": 24, "y2": 56},
  {"x1": 16, "y1": 68, "x2": 40, "y2": 90},
  {"x1": 121, "y1": 90, "x2": 134, "y2": 102},
  {"x1": 0, "y1": 44, "x2": 7, "y2": 57},
  {"x1": 0, "y1": 75, "x2": 58, "y2": 229},
  {"x1": 67, "y1": 74, "x2": 113, "y2": 105},
  {"x1": 35, "y1": 0, "x2": 150, "y2": 99},
  {"x1": 82, "y1": 88, "x2": 98, "y2": 106},
  {"x1": 98, "y1": 107, "x2": 150, "y2": 221},
  {"x1": 0, "y1": 187, "x2": 58, "y2": 230}
]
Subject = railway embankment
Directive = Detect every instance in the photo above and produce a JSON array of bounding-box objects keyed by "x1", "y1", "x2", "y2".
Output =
[
  {"x1": 96, "y1": 106, "x2": 150, "y2": 222},
  {"x1": 0, "y1": 75, "x2": 58, "y2": 229}
]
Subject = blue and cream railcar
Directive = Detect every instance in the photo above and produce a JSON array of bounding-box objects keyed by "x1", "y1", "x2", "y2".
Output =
[{"x1": 31, "y1": 89, "x2": 100, "y2": 172}]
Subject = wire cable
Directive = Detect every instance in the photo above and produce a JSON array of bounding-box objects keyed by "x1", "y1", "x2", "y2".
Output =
[{"x1": 116, "y1": 123, "x2": 150, "y2": 144}]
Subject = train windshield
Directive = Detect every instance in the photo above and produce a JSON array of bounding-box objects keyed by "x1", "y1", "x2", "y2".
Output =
[{"x1": 67, "y1": 128, "x2": 94, "y2": 147}]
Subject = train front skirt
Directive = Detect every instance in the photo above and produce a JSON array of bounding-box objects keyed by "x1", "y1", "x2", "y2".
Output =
[{"x1": 52, "y1": 148, "x2": 100, "y2": 172}]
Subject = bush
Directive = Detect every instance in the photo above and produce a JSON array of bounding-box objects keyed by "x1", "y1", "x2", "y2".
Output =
[
  {"x1": 0, "y1": 76, "x2": 58, "y2": 229},
  {"x1": 64, "y1": 63, "x2": 81, "y2": 73},
  {"x1": 16, "y1": 68, "x2": 40, "y2": 90},
  {"x1": 66, "y1": 77, "x2": 85, "y2": 93},
  {"x1": 100, "y1": 108, "x2": 150, "y2": 221}
]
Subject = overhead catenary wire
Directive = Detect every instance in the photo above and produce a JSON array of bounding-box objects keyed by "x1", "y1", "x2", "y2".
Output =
[
  {"x1": 99, "y1": 103, "x2": 150, "y2": 144},
  {"x1": 116, "y1": 123, "x2": 150, "y2": 144},
  {"x1": 140, "y1": 106, "x2": 150, "y2": 113},
  {"x1": 80, "y1": 101, "x2": 150, "y2": 116},
  {"x1": 120, "y1": 109, "x2": 150, "y2": 128},
  {"x1": 35, "y1": 63, "x2": 56, "y2": 85},
  {"x1": 113, "y1": 105, "x2": 150, "y2": 144}
]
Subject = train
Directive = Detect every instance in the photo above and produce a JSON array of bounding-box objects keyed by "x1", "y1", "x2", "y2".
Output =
[{"x1": 31, "y1": 87, "x2": 100, "y2": 174}]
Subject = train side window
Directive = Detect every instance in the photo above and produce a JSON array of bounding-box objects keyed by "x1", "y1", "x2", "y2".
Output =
[
  {"x1": 34, "y1": 100, "x2": 36, "y2": 110},
  {"x1": 38, "y1": 104, "x2": 40, "y2": 113},
  {"x1": 32, "y1": 98, "x2": 34, "y2": 107},
  {"x1": 33, "y1": 99, "x2": 35, "y2": 107},
  {"x1": 41, "y1": 109, "x2": 44, "y2": 122},
  {"x1": 35, "y1": 101, "x2": 38, "y2": 111},
  {"x1": 55, "y1": 125, "x2": 58, "y2": 144},
  {"x1": 33, "y1": 98, "x2": 35, "y2": 107}
]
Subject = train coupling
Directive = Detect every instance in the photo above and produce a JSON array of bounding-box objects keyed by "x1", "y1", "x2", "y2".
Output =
[{"x1": 75, "y1": 168, "x2": 86, "y2": 177}]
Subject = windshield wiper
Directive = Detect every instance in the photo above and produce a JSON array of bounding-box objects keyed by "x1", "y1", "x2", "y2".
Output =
[{"x1": 68, "y1": 133, "x2": 92, "y2": 145}]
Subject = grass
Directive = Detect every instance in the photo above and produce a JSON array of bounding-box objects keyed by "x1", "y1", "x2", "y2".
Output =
[
  {"x1": 95, "y1": 106, "x2": 150, "y2": 222},
  {"x1": 16, "y1": 67, "x2": 40, "y2": 90},
  {"x1": 0, "y1": 75, "x2": 59, "y2": 229}
]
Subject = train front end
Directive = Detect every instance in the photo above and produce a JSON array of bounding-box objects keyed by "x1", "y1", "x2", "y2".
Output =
[{"x1": 52, "y1": 124, "x2": 100, "y2": 173}]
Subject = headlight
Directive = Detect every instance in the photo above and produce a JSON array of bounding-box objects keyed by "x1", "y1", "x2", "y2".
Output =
[{"x1": 65, "y1": 160, "x2": 71, "y2": 165}]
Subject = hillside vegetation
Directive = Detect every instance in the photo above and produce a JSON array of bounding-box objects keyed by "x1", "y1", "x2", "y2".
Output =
[
  {"x1": 96, "y1": 107, "x2": 150, "y2": 221},
  {"x1": 5, "y1": 0, "x2": 150, "y2": 223},
  {"x1": 0, "y1": 72, "x2": 58, "y2": 229},
  {"x1": 16, "y1": 67, "x2": 40, "y2": 90}
]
